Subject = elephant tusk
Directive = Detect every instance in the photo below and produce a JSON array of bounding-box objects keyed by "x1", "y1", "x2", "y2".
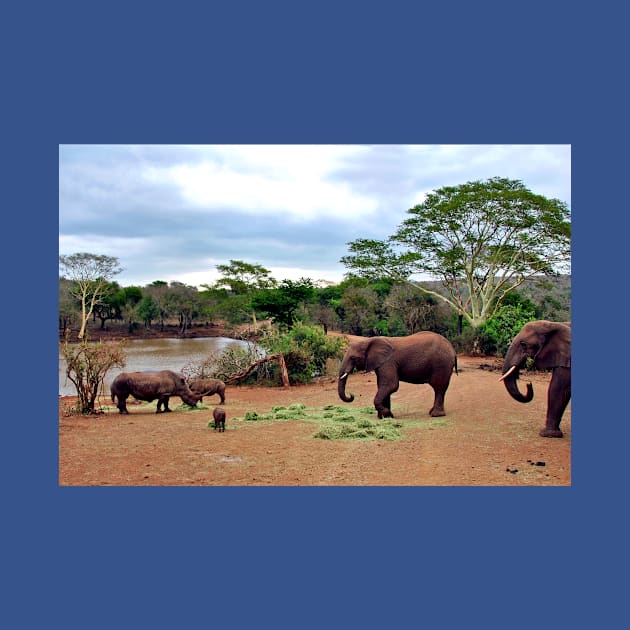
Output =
[
  {"x1": 499, "y1": 365, "x2": 517, "y2": 382},
  {"x1": 339, "y1": 372, "x2": 348, "y2": 380}
]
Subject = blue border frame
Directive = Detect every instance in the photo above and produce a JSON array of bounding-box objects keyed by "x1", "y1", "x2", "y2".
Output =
[{"x1": 5, "y1": 2, "x2": 621, "y2": 628}]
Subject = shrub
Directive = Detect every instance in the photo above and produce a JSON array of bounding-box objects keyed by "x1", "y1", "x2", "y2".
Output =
[
  {"x1": 258, "y1": 323, "x2": 346, "y2": 384},
  {"x1": 479, "y1": 304, "x2": 537, "y2": 356},
  {"x1": 61, "y1": 335, "x2": 126, "y2": 414}
]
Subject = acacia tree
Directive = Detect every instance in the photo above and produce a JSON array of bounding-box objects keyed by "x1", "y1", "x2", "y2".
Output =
[
  {"x1": 341, "y1": 177, "x2": 571, "y2": 328},
  {"x1": 250, "y1": 279, "x2": 315, "y2": 329},
  {"x1": 59, "y1": 253, "x2": 122, "y2": 339},
  {"x1": 209, "y1": 260, "x2": 277, "y2": 326}
]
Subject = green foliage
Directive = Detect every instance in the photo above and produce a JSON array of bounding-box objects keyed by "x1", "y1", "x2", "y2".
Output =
[
  {"x1": 251, "y1": 279, "x2": 316, "y2": 328},
  {"x1": 212, "y1": 260, "x2": 276, "y2": 294},
  {"x1": 479, "y1": 304, "x2": 537, "y2": 356},
  {"x1": 342, "y1": 177, "x2": 571, "y2": 328},
  {"x1": 258, "y1": 323, "x2": 346, "y2": 384},
  {"x1": 137, "y1": 295, "x2": 160, "y2": 327},
  {"x1": 450, "y1": 289, "x2": 539, "y2": 356}
]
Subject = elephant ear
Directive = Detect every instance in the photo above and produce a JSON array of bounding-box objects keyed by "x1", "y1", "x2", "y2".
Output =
[
  {"x1": 535, "y1": 322, "x2": 571, "y2": 369},
  {"x1": 365, "y1": 337, "x2": 395, "y2": 372}
]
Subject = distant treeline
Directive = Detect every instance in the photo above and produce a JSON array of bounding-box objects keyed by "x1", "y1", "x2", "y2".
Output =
[{"x1": 60, "y1": 273, "x2": 570, "y2": 357}]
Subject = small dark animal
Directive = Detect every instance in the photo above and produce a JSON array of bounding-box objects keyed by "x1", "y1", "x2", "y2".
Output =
[
  {"x1": 188, "y1": 378, "x2": 226, "y2": 404},
  {"x1": 110, "y1": 370, "x2": 200, "y2": 414},
  {"x1": 212, "y1": 407, "x2": 226, "y2": 432}
]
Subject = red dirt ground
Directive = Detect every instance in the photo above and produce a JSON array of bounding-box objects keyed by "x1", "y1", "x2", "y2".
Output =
[{"x1": 58, "y1": 355, "x2": 571, "y2": 486}]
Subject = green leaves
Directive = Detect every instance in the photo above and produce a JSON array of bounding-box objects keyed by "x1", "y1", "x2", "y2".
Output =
[{"x1": 341, "y1": 177, "x2": 571, "y2": 328}]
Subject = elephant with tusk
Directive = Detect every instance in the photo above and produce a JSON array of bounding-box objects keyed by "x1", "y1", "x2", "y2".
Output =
[
  {"x1": 500, "y1": 320, "x2": 571, "y2": 437},
  {"x1": 338, "y1": 331, "x2": 458, "y2": 419}
]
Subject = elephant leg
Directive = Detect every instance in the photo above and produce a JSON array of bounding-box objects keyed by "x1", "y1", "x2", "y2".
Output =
[
  {"x1": 539, "y1": 367, "x2": 571, "y2": 438},
  {"x1": 428, "y1": 384, "x2": 447, "y2": 417},
  {"x1": 374, "y1": 373, "x2": 398, "y2": 419}
]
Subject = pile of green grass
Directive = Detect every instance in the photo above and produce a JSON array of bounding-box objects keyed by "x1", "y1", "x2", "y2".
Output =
[
  {"x1": 313, "y1": 406, "x2": 402, "y2": 440},
  {"x1": 230, "y1": 403, "x2": 407, "y2": 441}
]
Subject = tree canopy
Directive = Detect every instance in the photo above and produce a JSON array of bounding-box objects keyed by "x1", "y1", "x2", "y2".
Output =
[{"x1": 341, "y1": 177, "x2": 571, "y2": 328}]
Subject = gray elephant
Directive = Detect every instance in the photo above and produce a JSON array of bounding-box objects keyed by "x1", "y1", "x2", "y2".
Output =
[
  {"x1": 500, "y1": 320, "x2": 571, "y2": 437},
  {"x1": 188, "y1": 378, "x2": 226, "y2": 404},
  {"x1": 110, "y1": 370, "x2": 200, "y2": 414},
  {"x1": 338, "y1": 331, "x2": 458, "y2": 418}
]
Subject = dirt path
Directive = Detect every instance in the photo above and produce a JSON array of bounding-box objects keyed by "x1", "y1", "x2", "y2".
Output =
[{"x1": 58, "y1": 356, "x2": 571, "y2": 486}]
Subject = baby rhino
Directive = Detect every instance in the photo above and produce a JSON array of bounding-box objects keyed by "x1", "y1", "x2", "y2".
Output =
[
  {"x1": 189, "y1": 378, "x2": 226, "y2": 404},
  {"x1": 212, "y1": 407, "x2": 226, "y2": 432}
]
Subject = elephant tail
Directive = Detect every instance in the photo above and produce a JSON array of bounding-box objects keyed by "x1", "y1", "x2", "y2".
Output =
[{"x1": 453, "y1": 355, "x2": 458, "y2": 375}]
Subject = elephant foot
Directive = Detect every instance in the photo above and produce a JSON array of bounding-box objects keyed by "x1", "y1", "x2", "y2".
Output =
[
  {"x1": 539, "y1": 427, "x2": 563, "y2": 438},
  {"x1": 377, "y1": 409, "x2": 394, "y2": 419},
  {"x1": 429, "y1": 408, "x2": 445, "y2": 417}
]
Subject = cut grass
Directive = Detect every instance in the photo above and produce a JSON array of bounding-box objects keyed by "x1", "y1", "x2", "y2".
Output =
[{"x1": 229, "y1": 403, "x2": 448, "y2": 441}]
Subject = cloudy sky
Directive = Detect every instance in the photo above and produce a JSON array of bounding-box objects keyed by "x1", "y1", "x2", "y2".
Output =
[{"x1": 59, "y1": 144, "x2": 571, "y2": 288}]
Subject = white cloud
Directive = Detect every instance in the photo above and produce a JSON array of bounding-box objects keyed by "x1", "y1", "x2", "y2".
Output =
[
  {"x1": 143, "y1": 145, "x2": 379, "y2": 220},
  {"x1": 60, "y1": 144, "x2": 571, "y2": 288}
]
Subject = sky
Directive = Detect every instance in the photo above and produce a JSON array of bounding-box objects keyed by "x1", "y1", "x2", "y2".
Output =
[{"x1": 59, "y1": 144, "x2": 571, "y2": 288}]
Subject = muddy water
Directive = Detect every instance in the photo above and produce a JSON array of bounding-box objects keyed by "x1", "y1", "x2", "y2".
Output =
[{"x1": 58, "y1": 337, "x2": 255, "y2": 397}]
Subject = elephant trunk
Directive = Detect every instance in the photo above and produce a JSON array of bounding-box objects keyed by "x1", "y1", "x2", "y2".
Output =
[
  {"x1": 500, "y1": 364, "x2": 534, "y2": 403},
  {"x1": 338, "y1": 371, "x2": 355, "y2": 403}
]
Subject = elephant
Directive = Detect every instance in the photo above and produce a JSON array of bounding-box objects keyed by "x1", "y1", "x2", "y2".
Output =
[
  {"x1": 188, "y1": 378, "x2": 226, "y2": 404},
  {"x1": 212, "y1": 407, "x2": 226, "y2": 432},
  {"x1": 110, "y1": 370, "x2": 201, "y2": 414},
  {"x1": 338, "y1": 331, "x2": 458, "y2": 419},
  {"x1": 499, "y1": 320, "x2": 571, "y2": 438}
]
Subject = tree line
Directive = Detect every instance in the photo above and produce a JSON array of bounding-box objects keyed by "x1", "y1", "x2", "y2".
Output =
[
  {"x1": 60, "y1": 256, "x2": 569, "y2": 356},
  {"x1": 60, "y1": 177, "x2": 570, "y2": 357}
]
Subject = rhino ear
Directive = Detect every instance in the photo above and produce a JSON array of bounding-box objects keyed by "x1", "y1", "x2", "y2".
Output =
[
  {"x1": 535, "y1": 322, "x2": 571, "y2": 369},
  {"x1": 365, "y1": 337, "x2": 394, "y2": 372}
]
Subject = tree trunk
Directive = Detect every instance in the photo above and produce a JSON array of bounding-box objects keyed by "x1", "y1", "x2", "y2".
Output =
[{"x1": 225, "y1": 353, "x2": 290, "y2": 388}]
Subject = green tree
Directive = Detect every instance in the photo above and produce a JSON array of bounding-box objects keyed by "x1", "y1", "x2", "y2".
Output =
[
  {"x1": 339, "y1": 285, "x2": 380, "y2": 336},
  {"x1": 251, "y1": 279, "x2": 315, "y2": 329},
  {"x1": 93, "y1": 281, "x2": 126, "y2": 329},
  {"x1": 341, "y1": 177, "x2": 570, "y2": 328},
  {"x1": 137, "y1": 295, "x2": 160, "y2": 328},
  {"x1": 59, "y1": 253, "x2": 123, "y2": 339},
  {"x1": 207, "y1": 260, "x2": 277, "y2": 326},
  {"x1": 143, "y1": 281, "x2": 170, "y2": 330},
  {"x1": 166, "y1": 282, "x2": 200, "y2": 336},
  {"x1": 119, "y1": 286, "x2": 144, "y2": 332}
]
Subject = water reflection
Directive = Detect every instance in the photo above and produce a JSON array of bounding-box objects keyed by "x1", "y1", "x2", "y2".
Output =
[{"x1": 59, "y1": 337, "x2": 254, "y2": 396}]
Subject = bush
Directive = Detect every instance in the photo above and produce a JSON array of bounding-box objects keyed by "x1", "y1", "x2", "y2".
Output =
[
  {"x1": 479, "y1": 304, "x2": 537, "y2": 356},
  {"x1": 259, "y1": 323, "x2": 346, "y2": 384},
  {"x1": 61, "y1": 336, "x2": 126, "y2": 414},
  {"x1": 450, "y1": 301, "x2": 537, "y2": 357}
]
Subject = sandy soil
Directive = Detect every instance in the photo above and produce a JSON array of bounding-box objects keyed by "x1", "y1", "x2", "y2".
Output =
[{"x1": 58, "y1": 355, "x2": 571, "y2": 486}]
